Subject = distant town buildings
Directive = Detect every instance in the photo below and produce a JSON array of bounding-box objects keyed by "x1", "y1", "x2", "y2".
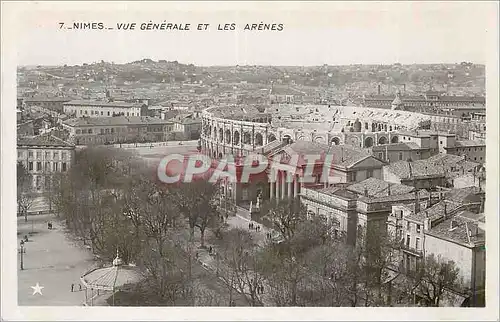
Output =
[{"x1": 63, "y1": 100, "x2": 148, "y2": 118}]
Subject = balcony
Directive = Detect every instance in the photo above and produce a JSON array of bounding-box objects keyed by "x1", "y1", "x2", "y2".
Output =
[{"x1": 400, "y1": 242, "x2": 423, "y2": 257}]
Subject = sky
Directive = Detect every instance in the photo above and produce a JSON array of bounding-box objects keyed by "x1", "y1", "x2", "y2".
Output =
[{"x1": 6, "y1": 1, "x2": 498, "y2": 66}]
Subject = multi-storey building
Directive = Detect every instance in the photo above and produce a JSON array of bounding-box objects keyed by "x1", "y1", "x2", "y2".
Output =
[
  {"x1": 17, "y1": 134, "x2": 75, "y2": 191},
  {"x1": 62, "y1": 116, "x2": 174, "y2": 145},
  {"x1": 387, "y1": 187, "x2": 485, "y2": 306},
  {"x1": 63, "y1": 100, "x2": 147, "y2": 118}
]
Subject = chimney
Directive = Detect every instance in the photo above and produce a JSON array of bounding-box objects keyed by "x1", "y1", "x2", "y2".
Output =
[
  {"x1": 449, "y1": 219, "x2": 459, "y2": 231},
  {"x1": 424, "y1": 216, "x2": 430, "y2": 231},
  {"x1": 414, "y1": 190, "x2": 420, "y2": 213},
  {"x1": 378, "y1": 84, "x2": 381, "y2": 95}
]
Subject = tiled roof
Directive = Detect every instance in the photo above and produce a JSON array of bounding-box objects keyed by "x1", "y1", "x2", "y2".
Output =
[
  {"x1": 453, "y1": 140, "x2": 486, "y2": 147},
  {"x1": 63, "y1": 116, "x2": 173, "y2": 127},
  {"x1": 64, "y1": 100, "x2": 142, "y2": 108},
  {"x1": 444, "y1": 186, "x2": 483, "y2": 204},
  {"x1": 17, "y1": 134, "x2": 74, "y2": 147},
  {"x1": 384, "y1": 160, "x2": 445, "y2": 180},
  {"x1": 407, "y1": 200, "x2": 456, "y2": 222},
  {"x1": 278, "y1": 141, "x2": 374, "y2": 168},
  {"x1": 372, "y1": 142, "x2": 426, "y2": 152},
  {"x1": 426, "y1": 211, "x2": 485, "y2": 247},
  {"x1": 359, "y1": 189, "x2": 429, "y2": 203},
  {"x1": 347, "y1": 177, "x2": 414, "y2": 197}
]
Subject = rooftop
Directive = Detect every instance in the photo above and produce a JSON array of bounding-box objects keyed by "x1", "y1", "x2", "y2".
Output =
[
  {"x1": 64, "y1": 100, "x2": 143, "y2": 108},
  {"x1": 63, "y1": 116, "x2": 174, "y2": 127},
  {"x1": 347, "y1": 177, "x2": 415, "y2": 197},
  {"x1": 17, "y1": 134, "x2": 74, "y2": 148},
  {"x1": 426, "y1": 211, "x2": 485, "y2": 247},
  {"x1": 276, "y1": 141, "x2": 376, "y2": 168},
  {"x1": 384, "y1": 160, "x2": 446, "y2": 180}
]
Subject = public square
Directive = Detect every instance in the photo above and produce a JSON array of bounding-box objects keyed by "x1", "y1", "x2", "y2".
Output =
[{"x1": 17, "y1": 214, "x2": 95, "y2": 306}]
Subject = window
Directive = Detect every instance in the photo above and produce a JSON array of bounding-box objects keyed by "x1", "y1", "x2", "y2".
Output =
[
  {"x1": 18, "y1": 151, "x2": 22, "y2": 158},
  {"x1": 398, "y1": 152, "x2": 403, "y2": 161},
  {"x1": 85, "y1": 110, "x2": 88, "y2": 115},
  {"x1": 36, "y1": 151, "x2": 41, "y2": 159},
  {"x1": 35, "y1": 176, "x2": 40, "y2": 188},
  {"x1": 28, "y1": 161, "x2": 33, "y2": 171},
  {"x1": 62, "y1": 152, "x2": 67, "y2": 160},
  {"x1": 407, "y1": 221, "x2": 410, "y2": 230},
  {"x1": 28, "y1": 151, "x2": 33, "y2": 158},
  {"x1": 367, "y1": 169, "x2": 373, "y2": 178},
  {"x1": 101, "y1": 111, "x2": 104, "y2": 116},
  {"x1": 88, "y1": 129, "x2": 92, "y2": 134},
  {"x1": 45, "y1": 151, "x2": 50, "y2": 159},
  {"x1": 440, "y1": 141, "x2": 443, "y2": 145},
  {"x1": 76, "y1": 129, "x2": 81, "y2": 134},
  {"x1": 100, "y1": 129, "x2": 104, "y2": 134},
  {"x1": 107, "y1": 111, "x2": 110, "y2": 116},
  {"x1": 416, "y1": 224, "x2": 421, "y2": 233},
  {"x1": 406, "y1": 234, "x2": 410, "y2": 247},
  {"x1": 53, "y1": 152, "x2": 59, "y2": 159},
  {"x1": 45, "y1": 162, "x2": 50, "y2": 171},
  {"x1": 36, "y1": 162, "x2": 42, "y2": 171},
  {"x1": 416, "y1": 237, "x2": 420, "y2": 250},
  {"x1": 53, "y1": 162, "x2": 59, "y2": 172},
  {"x1": 378, "y1": 152, "x2": 383, "y2": 159},
  {"x1": 62, "y1": 162, "x2": 67, "y2": 172}
]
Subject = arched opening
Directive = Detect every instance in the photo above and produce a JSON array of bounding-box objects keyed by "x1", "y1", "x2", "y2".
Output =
[
  {"x1": 371, "y1": 123, "x2": 377, "y2": 132},
  {"x1": 219, "y1": 128, "x2": 223, "y2": 142},
  {"x1": 389, "y1": 126, "x2": 393, "y2": 131},
  {"x1": 331, "y1": 137, "x2": 340, "y2": 145},
  {"x1": 225, "y1": 129, "x2": 231, "y2": 144},
  {"x1": 378, "y1": 137, "x2": 387, "y2": 145},
  {"x1": 391, "y1": 136, "x2": 399, "y2": 143},
  {"x1": 364, "y1": 137, "x2": 374, "y2": 148},
  {"x1": 255, "y1": 133, "x2": 263, "y2": 146},
  {"x1": 268, "y1": 134, "x2": 277, "y2": 142},
  {"x1": 218, "y1": 152, "x2": 223, "y2": 159},
  {"x1": 365, "y1": 122, "x2": 369, "y2": 130},
  {"x1": 213, "y1": 151, "x2": 217, "y2": 158},
  {"x1": 243, "y1": 132, "x2": 252, "y2": 144},
  {"x1": 283, "y1": 134, "x2": 292, "y2": 144},
  {"x1": 233, "y1": 131, "x2": 240, "y2": 145}
]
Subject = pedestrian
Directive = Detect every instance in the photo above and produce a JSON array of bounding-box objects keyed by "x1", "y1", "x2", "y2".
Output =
[{"x1": 71, "y1": 283, "x2": 74, "y2": 292}]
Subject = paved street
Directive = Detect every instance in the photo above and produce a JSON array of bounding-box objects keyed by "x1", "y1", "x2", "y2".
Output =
[{"x1": 17, "y1": 215, "x2": 95, "y2": 306}]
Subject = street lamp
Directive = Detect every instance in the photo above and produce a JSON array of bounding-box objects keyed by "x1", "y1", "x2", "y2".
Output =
[{"x1": 19, "y1": 240, "x2": 25, "y2": 270}]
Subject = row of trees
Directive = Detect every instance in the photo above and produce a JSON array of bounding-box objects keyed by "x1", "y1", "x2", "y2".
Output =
[{"x1": 49, "y1": 147, "x2": 468, "y2": 307}]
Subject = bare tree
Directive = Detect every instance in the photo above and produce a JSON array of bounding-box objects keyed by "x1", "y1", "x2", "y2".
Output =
[
  {"x1": 172, "y1": 180, "x2": 219, "y2": 247},
  {"x1": 260, "y1": 197, "x2": 307, "y2": 243},
  {"x1": 414, "y1": 254, "x2": 463, "y2": 307},
  {"x1": 17, "y1": 162, "x2": 35, "y2": 222}
]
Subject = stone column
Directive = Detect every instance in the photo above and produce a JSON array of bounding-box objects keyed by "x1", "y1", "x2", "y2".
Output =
[
  {"x1": 276, "y1": 170, "x2": 281, "y2": 200},
  {"x1": 294, "y1": 174, "x2": 299, "y2": 198},
  {"x1": 287, "y1": 172, "x2": 293, "y2": 198},
  {"x1": 281, "y1": 171, "x2": 286, "y2": 199},
  {"x1": 269, "y1": 169, "x2": 275, "y2": 199}
]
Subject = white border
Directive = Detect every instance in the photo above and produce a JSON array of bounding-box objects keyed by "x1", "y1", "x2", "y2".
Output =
[{"x1": 2, "y1": 1, "x2": 499, "y2": 321}]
